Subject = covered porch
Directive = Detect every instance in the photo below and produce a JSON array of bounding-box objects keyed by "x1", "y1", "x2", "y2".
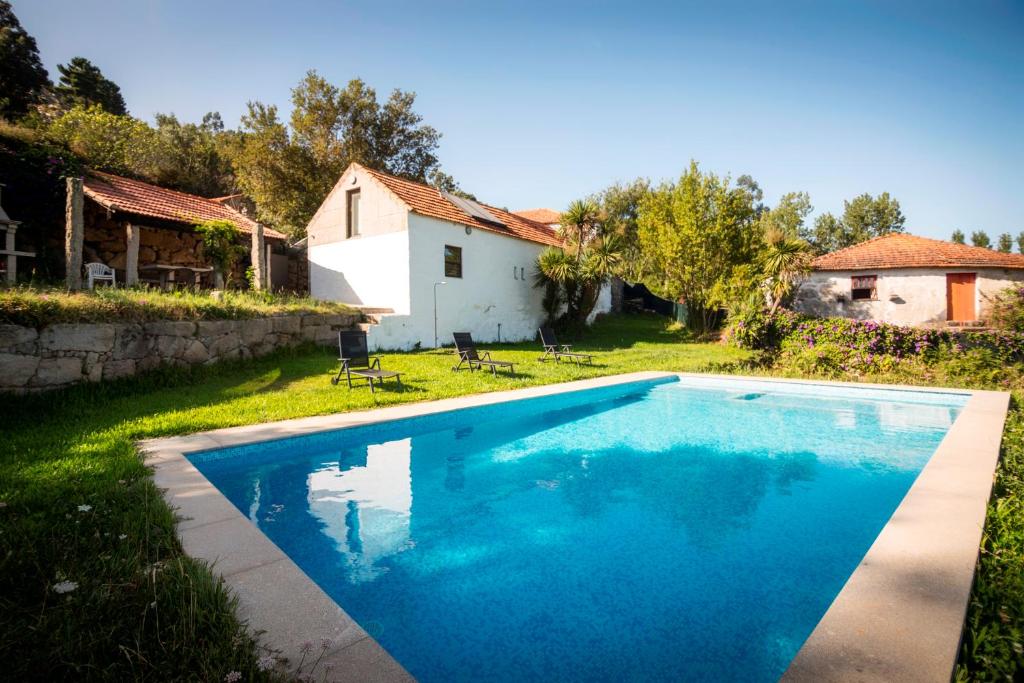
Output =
[{"x1": 63, "y1": 171, "x2": 286, "y2": 291}]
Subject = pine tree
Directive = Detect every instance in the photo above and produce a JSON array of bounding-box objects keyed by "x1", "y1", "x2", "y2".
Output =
[
  {"x1": 55, "y1": 57, "x2": 127, "y2": 115},
  {"x1": 0, "y1": 1, "x2": 50, "y2": 118}
]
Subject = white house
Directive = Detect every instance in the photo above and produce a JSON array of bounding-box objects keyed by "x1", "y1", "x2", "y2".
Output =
[
  {"x1": 793, "y1": 233, "x2": 1024, "y2": 327},
  {"x1": 306, "y1": 163, "x2": 610, "y2": 349}
]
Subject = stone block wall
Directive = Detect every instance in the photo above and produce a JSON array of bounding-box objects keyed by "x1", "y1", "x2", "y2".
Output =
[{"x1": 0, "y1": 312, "x2": 361, "y2": 392}]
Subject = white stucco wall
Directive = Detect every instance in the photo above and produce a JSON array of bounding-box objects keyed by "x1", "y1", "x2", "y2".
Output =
[
  {"x1": 306, "y1": 166, "x2": 613, "y2": 351},
  {"x1": 401, "y1": 214, "x2": 551, "y2": 349},
  {"x1": 307, "y1": 166, "x2": 412, "y2": 313},
  {"x1": 309, "y1": 231, "x2": 411, "y2": 312},
  {"x1": 306, "y1": 166, "x2": 408, "y2": 246},
  {"x1": 793, "y1": 267, "x2": 1024, "y2": 326}
]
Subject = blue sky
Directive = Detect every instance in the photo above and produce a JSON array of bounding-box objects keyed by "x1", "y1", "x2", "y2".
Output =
[{"x1": 15, "y1": 0, "x2": 1024, "y2": 238}]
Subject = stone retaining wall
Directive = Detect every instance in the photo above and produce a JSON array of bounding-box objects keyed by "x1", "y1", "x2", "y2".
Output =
[{"x1": 0, "y1": 312, "x2": 361, "y2": 392}]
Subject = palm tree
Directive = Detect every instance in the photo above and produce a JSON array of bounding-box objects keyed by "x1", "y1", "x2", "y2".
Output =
[
  {"x1": 759, "y1": 228, "x2": 813, "y2": 314},
  {"x1": 535, "y1": 199, "x2": 623, "y2": 326}
]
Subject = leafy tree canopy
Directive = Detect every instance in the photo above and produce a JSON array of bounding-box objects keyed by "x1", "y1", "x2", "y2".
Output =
[
  {"x1": 951, "y1": 229, "x2": 965, "y2": 244},
  {"x1": 227, "y1": 70, "x2": 443, "y2": 236},
  {"x1": 636, "y1": 161, "x2": 761, "y2": 331},
  {"x1": 807, "y1": 192, "x2": 905, "y2": 253},
  {"x1": 972, "y1": 230, "x2": 991, "y2": 249},
  {"x1": 0, "y1": 0, "x2": 50, "y2": 119},
  {"x1": 54, "y1": 57, "x2": 127, "y2": 115},
  {"x1": 151, "y1": 112, "x2": 234, "y2": 196},
  {"x1": 45, "y1": 105, "x2": 160, "y2": 177},
  {"x1": 997, "y1": 232, "x2": 1013, "y2": 253},
  {"x1": 1016, "y1": 231, "x2": 1024, "y2": 255},
  {"x1": 590, "y1": 178, "x2": 651, "y2": 282}
]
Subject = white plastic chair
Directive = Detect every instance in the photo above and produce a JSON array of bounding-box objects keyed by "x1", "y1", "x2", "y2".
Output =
[{"x1": 85, "y1": 262, "x2": 116, "y2": 289}]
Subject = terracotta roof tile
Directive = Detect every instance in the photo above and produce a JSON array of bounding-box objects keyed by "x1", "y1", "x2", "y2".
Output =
[
  {"x1": 812, "y1": 233, "x2": 1024, "y2": 271},
  {"x1": 512, "y1": 208, "x2": 561, "y2": 225},
  {"x1": 83, "y1": 171, "x2": 285, "y2": 239},
  {"x1": 357, "y1": 165, "x2": 562, "y2": 247}
]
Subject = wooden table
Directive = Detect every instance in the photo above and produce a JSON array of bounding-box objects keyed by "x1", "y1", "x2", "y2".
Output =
[{"x1": 139, "y1": 264, "x2": 214, "y2": 290}]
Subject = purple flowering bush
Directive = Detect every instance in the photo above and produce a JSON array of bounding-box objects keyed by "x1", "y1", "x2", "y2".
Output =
[{"x1": 726, "y1": 308, "x2": 1024, "y2": 378}]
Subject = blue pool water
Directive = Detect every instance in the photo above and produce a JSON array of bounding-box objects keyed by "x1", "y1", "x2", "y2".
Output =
[{"x1": 190, "y1": 376, "x2": 968, "y2": 682}]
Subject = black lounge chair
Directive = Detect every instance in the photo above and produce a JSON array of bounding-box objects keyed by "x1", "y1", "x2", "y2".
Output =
[
  {"x1": 452, "y1": 332, "x2": 515, "y2": 376},
  {"x1": 331, "y1": 330, "x2": 401, "y2": 392},
  {"x1": 538, "y1": 326, "x2": 593, "y2": 364}
]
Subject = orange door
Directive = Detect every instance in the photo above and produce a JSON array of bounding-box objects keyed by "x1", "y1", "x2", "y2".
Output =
[{"x1": 946, "y1": 273, "x2": 976, "y2": 321}]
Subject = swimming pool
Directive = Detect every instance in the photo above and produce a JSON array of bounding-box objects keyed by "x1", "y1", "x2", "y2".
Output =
[{"x1": 189, "y1": 376, "x2": 969, "y2": 681}]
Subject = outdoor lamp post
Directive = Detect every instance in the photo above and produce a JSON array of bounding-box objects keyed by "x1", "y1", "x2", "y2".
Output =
[{"x1": 433, "y1": 281, "x2": 447, "y2": 348}]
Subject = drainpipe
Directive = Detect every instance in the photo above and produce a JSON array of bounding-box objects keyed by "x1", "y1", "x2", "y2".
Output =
[{"x1": 433, "y1": 281, "x2": 446, "y2": 348}]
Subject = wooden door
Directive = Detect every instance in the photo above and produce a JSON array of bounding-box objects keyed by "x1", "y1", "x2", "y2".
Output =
[{"x1": 946, "y1": 273, "x2": 976, "y2": 322}]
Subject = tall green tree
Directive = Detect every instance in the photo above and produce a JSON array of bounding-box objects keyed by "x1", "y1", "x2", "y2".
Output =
[
  {"x1": 591, "y1": 178, "x2": 651, "y2": 281},
  {"x1": 971, "y1": 230, "x2": 991, "y2": 249},
  {"x1": 997, "y1": 232, "x2": 1013, "y2": 253},
  {"x1": 54, "y1": 57, "x2": 127, "y2": 115},
  {"x1": 808, "y1": 192, "x2": 905, "y2": 253},
  {"x1": 151, "y1": 112, "x2": 234, "y2": 196},
  {"x1": 228, "y1": 70, "x2": 442, "y2": 236},
  {"x1": 636, "y1": 161, "x2": 760, "y2": 332},
  {"x1": 1016, "y1": 231, "x2": 1024, "y2": 254},
  {"x1": 536, "y1": 199, "x2": 623, "y2": 327},
  {"x1": 951, "y1": 229, "x2": 966, "y2": 244},
  {"x1": 762, "y1": 191, "x2": 813, "y2": 239},
  {"x1": 0, "y1": 0, "x2": 50, "y2": 119}
]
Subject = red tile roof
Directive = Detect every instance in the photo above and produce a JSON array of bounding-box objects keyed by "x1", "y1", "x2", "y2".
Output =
[
  {"x1": 357, "y1": 165, "x2": 562, "y2": 247},
  {"x1": 813, "y1": 233, "x2": 1024, "y2": 271},
  {"x1": 83, "y1": 171, "x2": 285, "y2": 239},
  {"x1": 513, "y1": 208, "x2": 561, "y2": 225}
]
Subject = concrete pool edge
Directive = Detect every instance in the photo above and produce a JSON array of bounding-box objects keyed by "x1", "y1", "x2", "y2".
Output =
[
  {"x1": 138, "y1": 371, "x2": 676, "y2": 681},
  {"x1": 139, "y1": 371, "x2": 1008, "y2": 682},
  {"x1": 768, "y1": 381, "x2": 1009, "y2": 681}
]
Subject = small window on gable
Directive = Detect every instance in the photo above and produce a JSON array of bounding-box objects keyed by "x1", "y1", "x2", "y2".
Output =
[
  {"x1": 851, "y1": 275, "x2": 877, "y2": 301},
  {"x1": 444, "y1": 245, "x2": 462, "y2": 278},
  {"x1": 346, "y1": 189, "x2": 361, "y2": 238}
]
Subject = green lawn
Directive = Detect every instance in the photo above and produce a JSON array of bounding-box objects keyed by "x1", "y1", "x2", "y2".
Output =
[
  {"x1": 0, "y1": 312, "x2": 1020, "y2": 680},
  {"x1": 0, "y1": 314, "x2": 745, "y2": 680}
]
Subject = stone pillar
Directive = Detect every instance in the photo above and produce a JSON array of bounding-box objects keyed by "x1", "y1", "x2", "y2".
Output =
[
  {"x1": 125, "y1": 222, "x2": 140, "y2": 286},
  {"x1": 4, "y1": 225, "x2": 16, "y2": 284},
  {"x1": 265, "y1": 248, "x2": 273, "y2": 291},
  {"x1": 250, "y1": 223, "x2": 266, "y2": 290},
  {"x1": 65, "y1": 177, "x2": 84, "y2": 290}
]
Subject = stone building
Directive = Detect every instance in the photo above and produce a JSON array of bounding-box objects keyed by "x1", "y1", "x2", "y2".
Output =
[
  {"x1": 793, "y1": 233, "x2": 1024, "y2": 327},
  {"x1": 77, "y1": 171, "x2": 289, "y2": 289}
]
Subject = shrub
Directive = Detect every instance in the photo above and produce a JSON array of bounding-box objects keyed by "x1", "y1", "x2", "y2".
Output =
[
  {"x1": 738, "y1": 313, "x2": 1024, "y2": 365},
  {"x1": 725, "y1": 307, "x2": 806, "y2": 350},
  {"x1": 986, "y1": 283, "x2": 1024, "y2": 333}
]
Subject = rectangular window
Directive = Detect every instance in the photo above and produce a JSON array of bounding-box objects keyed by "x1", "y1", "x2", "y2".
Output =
[
  {"x1": 851, "y1": 275, "x2": 877, "y2": 301},
  {"x1": 444, "y1": 245, "x2": 462, "y2": 278},
  {"x1": 346, "y1": 189, "x2": 361, "y2": 238}
]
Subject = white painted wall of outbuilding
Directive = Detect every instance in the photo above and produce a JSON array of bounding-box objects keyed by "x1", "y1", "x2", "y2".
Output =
[{"x1": 793, "y1": 267, "x2": 1024, "y2": 326}]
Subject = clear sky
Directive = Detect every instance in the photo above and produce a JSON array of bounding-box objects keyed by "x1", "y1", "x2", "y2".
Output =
[{"x1": 14, "y1": 0, "x2": 1024, "y2": 239}]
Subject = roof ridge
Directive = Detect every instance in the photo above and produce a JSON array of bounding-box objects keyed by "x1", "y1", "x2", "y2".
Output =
[
  {"x1": 812, "y1": 232, "x2": 1024, "y2": 270},
  {"x1": 354, "y1": 163, "x2": 561, "y2": 245}
]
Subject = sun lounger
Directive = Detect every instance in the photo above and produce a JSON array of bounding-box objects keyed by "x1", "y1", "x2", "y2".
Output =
[
  {"x1": 452, "y1": 332, "x2": 515, "y2": 376},
  {"x1": 538, "y1": 326, "x2": 593, "y2": 364},
  {"x1": 331, "y1": 330, "x2": 401, "y2": 392}
]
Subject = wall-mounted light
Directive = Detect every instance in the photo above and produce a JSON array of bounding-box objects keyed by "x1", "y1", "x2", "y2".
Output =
[{"x1": 465, "y1": 226, "x2": 472, "y2": 235}]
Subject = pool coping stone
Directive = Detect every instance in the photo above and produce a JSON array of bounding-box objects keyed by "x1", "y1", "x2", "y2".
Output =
[{"x1": 139, "y1": 371, "x2": 1008, "y2": 682}]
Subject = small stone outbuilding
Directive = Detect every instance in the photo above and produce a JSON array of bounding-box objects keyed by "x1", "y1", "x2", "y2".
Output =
[
  {"x1": 793, "y1": 233, "x2": 1024, "y2": 327},
  {"x1": 77, "y1": 172, "x2": 288, "y2": 289}
]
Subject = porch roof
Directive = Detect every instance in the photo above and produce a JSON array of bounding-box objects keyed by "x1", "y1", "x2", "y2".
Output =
[{"x1": 83, "y1": 171, "x2": 285, "y2": 239}]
